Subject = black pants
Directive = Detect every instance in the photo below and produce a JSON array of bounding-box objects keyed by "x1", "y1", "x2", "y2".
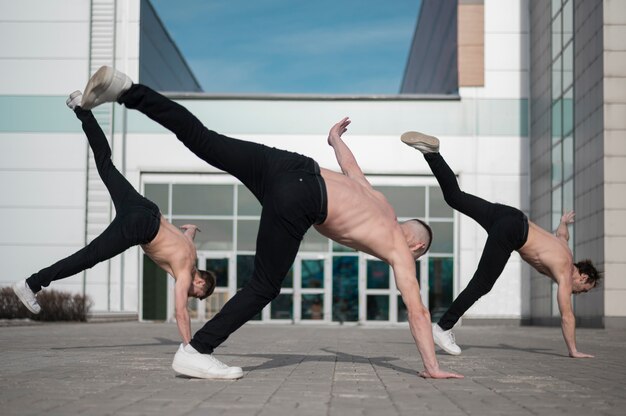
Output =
[
  {"x1": 119, "y1": 84, "x2": 327, "y2": 353},
  {"x1": 26, "y1": 109, "x2": 161, "y2": 293},
  {"x1": 425, "y1": 153, "x2": 528, "y2": 330}
]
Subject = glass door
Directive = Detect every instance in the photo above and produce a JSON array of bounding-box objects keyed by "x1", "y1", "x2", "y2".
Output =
[{"x1": 196, "y1": 252, "x2": 234, "y2": 322}]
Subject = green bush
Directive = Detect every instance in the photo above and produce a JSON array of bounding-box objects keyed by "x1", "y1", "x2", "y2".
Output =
[{"x1": 0, "y1": 287, "x2": 92, "y2": 321}]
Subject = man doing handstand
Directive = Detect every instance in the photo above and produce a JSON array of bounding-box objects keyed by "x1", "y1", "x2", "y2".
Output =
[{"x1": 401, "y1": 131, "x2": 600, "y2": 358}]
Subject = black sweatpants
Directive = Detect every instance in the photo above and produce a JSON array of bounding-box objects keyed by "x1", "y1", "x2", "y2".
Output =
[
  {"x1": 26, "y1": 108, "x2": 161, "y2": 293},
  {"x1": 424, "y1": 153, "x2": 528, "y2": 330},
  {"x1": 119, "y1": 84, "x2": 327, "y2": 354}
]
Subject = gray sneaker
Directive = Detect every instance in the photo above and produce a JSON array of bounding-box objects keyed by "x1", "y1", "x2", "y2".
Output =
[
  {"x1": 66, "y1": 90, "x2": 82, "y2": 110},
  {"x1": 172, "y1": 344, "x2": 243, "y2": 380},
  {"x1": 432, "y1": 323, "x2": 462, "y2": 355},
  {"x1": 12, "y1": 279, "x2": 41, "y2": 314},
  {"x1": 81, "y1": 66, "x2": 132, "y2": 110},
  {"x1": 400, "y1": 131, "x2": 440, "y2": 154}
]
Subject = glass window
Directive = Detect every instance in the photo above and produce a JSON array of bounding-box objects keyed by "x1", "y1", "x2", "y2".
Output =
[
  {"x1": 144, "y1": 183, "x2": 169, "y2": 215},
  {"x1": 205, "y1": 292, "x2": 229, "y2": 320},
  {"x1": 563, "y1": 179, "x2": 574, "y2": 212},
  {"x1": 367, "y1": 260, "x2": 390, "y2": 289},
  {"x1": 429, "y1": 187, "x2": 453, "y2": 218},
  {"x1": 271, "y1": 294, "x2": 293, "y2": 320},
  {"x1": 551, "y1": 100, "x2": 562, "y2": 144},
  {"x1": 551, "y1": 11, "x2": 562, "y2": 59},
  {"x1": 552, "y1": 0, "x2": 562, "y2": 18},
  {"x1": 301, "y1": 294, "x2": 324, "y2": 320},
  {"x1": 562, "y1": 42, "x2": 573, "y2": 90},
  {"x1": 172, "y1": 184, "x2": 233, "y2": 216},
  {"x1": 301, "y1": 229, "x2": 328, "y2": 252},
  {"x1": 282, "y1": 266, "x2": 293, "y2": 288},
  {"x1": 429, "y1": 222, "x2": 454, "y2": 253},
  {"x1": 375, "y1": 186, "x2": 426, "y2": 218},
  {"x1": 332, "y1": 256, "x2": 359, "y2": 322},
  {"x1": 205, "y1": 258, "x2": 229, "y2": 288},
  {"x1": 551, "y1": 142, "x2": 563, "y2": 187},
  {"x1": 302, "y1": 259, "x2": 324, "y2": 288},
  {"x1": 552, "y1": 55, "x2": 562, "y2": 100},
  {"x1": 397, "y1": 296, "x2": 408, "y2": 323},
  {"x1": 332, "y1": 241, "x2": 356, "y2": 252},
  {"x1": 237, "y1": 255, "x2": 255, "y2": 288},
  {"x1": 172, "y1": 219, "x2": 233, "y2": 250},
  {"x1": 563, "y1": 135, "x2": 574, "y2": 180},
  {"x1": 428, "y1": 257, "x2": 454, "y2": 322},
  {"x1": 237, "y1": 219, "x2": 259, "y2": 251},
  {"x1": 366, "y1": 295, "x2": 389, "y2": 321},
  {"x1": 552, "y1": 186, "x2": 562, "y2": 229},
  {"x1": 562, "y1": 0, "x2": 573, "y2": 45},
  {"x1": 237, "y1": 185, "x2": 261, "y2": 216},
  {"x1": 563, "y1": 89, "x2": 573, "y2": 136}
]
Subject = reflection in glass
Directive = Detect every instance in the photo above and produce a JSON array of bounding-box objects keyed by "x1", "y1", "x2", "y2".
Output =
[
  {"x1": 172, "y1": 184, "x2": 233, "y2": 215},
  {"x1": 562, "y1": 42, "x2": 573, "y2": 89},
  {"x1": 551, "y1": 10, "x2": 561, "y2": 59},
  {"x1": 237, "y1": 219, "x2": 259, "y2": 251},
  {"x1": 187, "y1": 298, "x2": 198, "y2": 320},
  {"x1": 367, "y1": 260, "x2": 389, "y2": 289},
  {"x1": 398, "y1": 296, "x2": 408, "y2": 322},
  {"x1": 429, "y1": 186, "x2": 454, "y2": 218},
  {"x1": 563, "y1": 179, "x2": 573, "y2": 212},
  {"x1": 302, "y1": 294, "x2": 324, "y2": 320},
  {"x1": 332, "y1": 256, "x2": 359, "y2": 322},
  {"x1": 552, "y1": 186, "x2": 562, "y2": 229},
  {"x1": 237, "y1": 255, "x2": 255, "y2": 288},
  {"x1": 271, "y1": 294, "x2": 293, "y2": 320},
  {"x1": 429, "y1": 222, "x2": 454, "y2": 253},
  {"x1": 144, "y1": 183, "x2": 169, "y2": 215},
  {"x1": 428, "y1": 257, "x2": 453, "y2": 322},
  {"x1": 237, "y1": 185, "x2": 261, "y2": 215},
  {"x1": 562, "y1": 0, "x2": 573, "y2": 45},
  {"x1": 552, "y1": 55, "x2": 562, "y2": 100},
  {"x1": 205, "y1": 292, "x2": 229, "y2": 320},
  {"x1": 205, "y1": 258, "x2": 228, "y2": 287},
  {"x1": 551, "y1": 142, "x2": 563, "y2": 187},
  {"x1": 563, "y1": 135, "x2": 573, "y2": 180},
  {"x1": 282, "y1": 266, "x2": 293, "y2": 288},
  {"x1": 551, "y1": 100, "x2": 562, "y2": 143},
  {"x1": 367, "y1": 295, "x2": 389, "y2": 321},
  {"x1": 302, "y1": 259, "x2": 324, "y2": 288},
  {"x1": 375, "y1": 186, "x2": 426, "y2": 218},
  {"x1": 172, "y1": 219, "x2": 233, "y2": 250},
  {"x1": 562, "y1": 94, "x2": 573, "y2": 137}
]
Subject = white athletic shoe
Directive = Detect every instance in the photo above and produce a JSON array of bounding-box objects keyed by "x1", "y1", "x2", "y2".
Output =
[
  {"x1": 66, "y1": 90, "x2": 83, "y2": 110},
  {"x1": 172, "y1": 343, "x2": 243, "y2": 380},
  {"x1": 432, "y1": 323, "x2": 462, "y2": 355},
  {"x1": 12, "y1": 279, "x2": 41, "y2": 314},
  {"x1": 400, "y1": 131, "x2": 440, "y2": 154},
  {"x1": 81, "y1": 65, "x2": 132, "y2": 110}
]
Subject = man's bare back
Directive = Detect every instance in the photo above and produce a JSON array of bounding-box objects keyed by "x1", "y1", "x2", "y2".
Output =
[
  {"x1": 141, "y1": 215, "x2": 197, "y2": 278},
  {"x1": 518, "y1": 221, "x2": 573, "y2": 283}
]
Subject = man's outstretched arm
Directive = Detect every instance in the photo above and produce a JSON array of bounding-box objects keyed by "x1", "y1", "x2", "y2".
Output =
[
  {"x1": 174, "y1": 274, "x2": 193, "y2": 344},
  {"x1": 556, "y1": 211, "x2": 574, "y2": 241},
  {"x1": 556, "y1": 281, "x2": 594, "y2": 358},
  {"x1": 326, "y1": 117, "x2": 371, "y2": 187}
]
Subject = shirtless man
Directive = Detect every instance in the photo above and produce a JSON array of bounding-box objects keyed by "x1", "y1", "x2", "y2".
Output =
[
  {"x1": 12, "y1": 92, "x2": 217, "y2": 362},
  {"x1": 79, "y1": 65, "x2": 463, "y2": 380},
  {"x1": 401, "y1": 131, "x2": 600, "y2": 358}
]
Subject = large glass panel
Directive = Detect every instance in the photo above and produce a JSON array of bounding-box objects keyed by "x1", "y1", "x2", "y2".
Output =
[
  {"x1": 551, "y1": 99, "x2": 562, "y2": 144},
  {"x1": 205, "y1": 258, "x2": 229, "y2": 288},
  {"x1": 332, "y1": 256, "x2": 359, "y2": 322},
  {"x1": 429, "y1": 222, "x2": 454, "y2": 253},
  {"x1": 172, "y1": 184, "x2": 233, "y2": 216},
  {"x1": 563, "y1": 135, "x2": 574, "y2": 180},
  {"x1": 237, "y1": 185, "x2": 261, "y2": 216},
  {"x1": 552, "y1": 0, "x2": 562, "y2": 18},
  {"x1": 302, "y1": 259, "x2": 324, "y2": 288},
  {"x1": 366, "y1": 259, "x2": 390, "y2": 289},
  {"x1": 428, "y1": 257, "x2": 454, "y2": 322},
  {"x1": 270, "y1": 294, "x2": 293, "y2": 320},
  {"x1": 563, "y1": 179, "x2": 574, "y2": 212},
  {"x1": 375, "y1": 186, "x2": 426, "y2": 218},
  {"x1": 142, "y1": 255, "x2": 167, "y2": 320},
  {"x1": 144, "y1": 184, "x2": 169, "y2": 215},
  {"x1": 562, "y1": 0, "x2": 573, "y2": 45},
  {"x1": 552, "y1": 55, "x2": 562, "y2": 100},
  {"x1": 282, "y1": 266, "x2": 294, "y2": 288},
  {"x1": 366, "y1": 295, "x2": 389, "y2": 321},
  {"x1": 172, "y1": 219, "x2": 233, "y2": 250},
  {"x1": 562, "y1": 43, "x2": 573, "y2": 90},
  {"x1": 205, "y1": 292, "x2": 229, "y2": 320},
  {"x1": 236, "y1": 255, "x2": 260, "y2": 320},
  {"x1": 237, "y1": 219, "x2": 259, "y2": 251},
  {"x1": 551, "y1": 142, "x2": 563, "y2": 187},
  {"x1": 429, "y1": 186, "x2": 453, "y2": 218},
  {"x1": 552, "y1": 186, "x2": 562, "y2": 229},
  {"x1": 563, "y1": 89, "x2": 574, "y2": 137},
  {"x1": 301, "y1": 294, "x2": 324, "y2": 320},
  {"x1": 301, "y1": 229, "x2": 328, "y2": 252},
  {"x1": 398, "y1": 296, "x2": 408, "y2": 323},
  {"x1": 551, "y1": 10, "x2": 562, "y2": 59},
  {"x1": 333, "y1": 241, "x2": 356, "y2": 252}
]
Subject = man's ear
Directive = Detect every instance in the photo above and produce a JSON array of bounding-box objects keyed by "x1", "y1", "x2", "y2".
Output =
[{"x1": 410, "y1": 241, "x2": 426, "y2": 253}]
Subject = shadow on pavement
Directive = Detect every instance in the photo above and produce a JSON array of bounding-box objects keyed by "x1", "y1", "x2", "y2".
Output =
[{"x1": 49, "y1": 337, "x2": 179, "y2": 350}]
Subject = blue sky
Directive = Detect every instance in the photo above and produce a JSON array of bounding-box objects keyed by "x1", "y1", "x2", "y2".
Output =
[{"x1": 150, "y1": 0, "x2": 422, "y2": 94}]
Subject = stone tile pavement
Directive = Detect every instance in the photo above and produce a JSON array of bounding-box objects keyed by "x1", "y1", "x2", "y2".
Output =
[{"x1": 0, "y1": 321, "x2": 624, "y2": 415}]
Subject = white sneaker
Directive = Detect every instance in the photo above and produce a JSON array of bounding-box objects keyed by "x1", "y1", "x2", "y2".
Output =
[
  {"x1": 81, "y1": 65, "x2": 132, "y2": 110},
  {"x1": 12, "y1": 279, "x2": 41, "y2": 314},
  {"x1": 66, "y1": 90, "x2": 82, "y2": 110},
  {"x1": 172, "y1": 344, "x2": 243, "y2": 380},
  {"x1": 400, "y1": 131, "x2": 440, "y2": 154},
  {"x1": 432, "y1": 323, "x2": 462, "y2": 355}
]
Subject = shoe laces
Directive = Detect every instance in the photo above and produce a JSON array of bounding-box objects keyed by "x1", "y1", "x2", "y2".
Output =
[
  {"x1": 448, "y1": 331, "x2": 457, "y2": 345},
  {"x1": 207, "y1": 354, "x2": 228, "y2": 369}
]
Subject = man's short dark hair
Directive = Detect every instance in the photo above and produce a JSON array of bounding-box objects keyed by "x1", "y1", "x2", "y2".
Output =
[
  {"x1": 574, "y1": 259, "x2": 601, "y2": 288},
  {"x1": 197, "y1": 269, "x2": 217, "y2": 300},
  {"x1": 412, "y1": 218, "x2": 433, "y2": 254}
]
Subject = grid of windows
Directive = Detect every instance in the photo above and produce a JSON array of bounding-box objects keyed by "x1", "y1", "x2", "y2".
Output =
[
  {"x1": 551, "y1": 0, "x2": 574, "y2": 315},
  {"x1": 143, "y1": 177, "x2": 455, "y2": 324}
]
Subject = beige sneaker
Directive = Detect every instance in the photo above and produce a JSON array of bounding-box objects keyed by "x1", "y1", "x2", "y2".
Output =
[
  {"x1": 81, "y1": 66, "x2": 132, "y2": 110},
  {"x1": 172, "y1": 344, "x2": 243, "y2": 380},
  {"x1": 400, "y1": 131, "x2": 440, "y2": 154}
]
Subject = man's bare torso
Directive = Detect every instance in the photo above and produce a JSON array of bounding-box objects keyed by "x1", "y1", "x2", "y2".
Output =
[
  {"x1": 518, "y1": 221, "x2": 574, "y2": 283},
  {"x1": 314, "y1": 168, "x2": 406, "y2": 262},
  {"x1": 141, "y1": 215, "x2": 196, "y2": 279}
]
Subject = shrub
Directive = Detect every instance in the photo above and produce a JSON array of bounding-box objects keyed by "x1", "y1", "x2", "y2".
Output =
[{"x1": 0, "y1": 287, "x2": 92, "y2": 321}]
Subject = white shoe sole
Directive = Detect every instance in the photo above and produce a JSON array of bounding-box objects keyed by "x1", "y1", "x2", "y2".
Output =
[
  {"x1": 172, "y1": 360, "x2": 243, "y2": 380},
  {"x1": 400, "y1": 131, "x2": 440, "y2": 153},
  {"x1": 12, "y1": 282, "x2": 40, "y2": 314}
]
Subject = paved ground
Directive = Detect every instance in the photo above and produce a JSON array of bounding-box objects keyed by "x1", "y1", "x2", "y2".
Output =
[{"x1": 0, "y1": 321, "x2": 624, "y2": 416}]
